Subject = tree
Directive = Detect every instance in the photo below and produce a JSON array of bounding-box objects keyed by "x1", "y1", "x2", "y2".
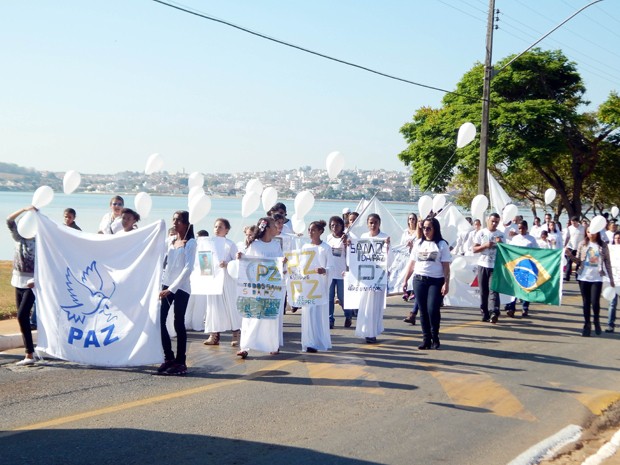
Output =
[{"x1": 398, "y1": 49, "x2": 620, "y2": 218}]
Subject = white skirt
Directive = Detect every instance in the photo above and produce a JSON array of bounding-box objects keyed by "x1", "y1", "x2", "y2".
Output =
[
  {"x1": 355, "y1": 290, "x2": 385, "y2": 338},
  {"x1": 301, "y1": 303, "x2": 331, "y2": 351}
]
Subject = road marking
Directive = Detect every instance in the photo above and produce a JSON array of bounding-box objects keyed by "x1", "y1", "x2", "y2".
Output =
[
  {"x1": 423, "y1": 363, "x2": 537, "y2": 421},
  {"x1": 1, "y1": 359, "x2": 297, "y2": 436},
  {"x1": 549, "y1": 383, "x2": 620, "y2": 415}
]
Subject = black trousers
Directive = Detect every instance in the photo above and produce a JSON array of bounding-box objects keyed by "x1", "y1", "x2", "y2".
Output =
[
  {"x1": 478, "y1": 266, "x2": 499, "y2": 317},
  {"x1": 412, "y1": 275, "x2": 445, "y2": 343},
  {"x1": 160, "y1": 286, "x2": 190, "y2": 365},
  {"x1": 15, "y1": 287, "x2": 35, "y2": 354},
  {"x1": 565, "y1": 249, "x2": 577, "y2": 280},
  {"x1": 578, "y1": 280, "x2": 602, "y2": 325}
]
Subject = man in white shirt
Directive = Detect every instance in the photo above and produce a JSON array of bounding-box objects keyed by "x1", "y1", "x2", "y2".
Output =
[
  {"x1": 473, "y1": 213, "x2": 505, "y2": 324},
  {"x1": 563, "y1": 216, "x2": 585, "y2": 281},
  {"x1": 505, "y1": 221, "x2": 538, "y2": 317}
]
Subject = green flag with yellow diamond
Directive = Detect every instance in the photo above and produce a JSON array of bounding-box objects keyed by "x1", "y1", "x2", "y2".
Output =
[{"x1": 490, "y1": 243, "x2": 562, "y2": 305}]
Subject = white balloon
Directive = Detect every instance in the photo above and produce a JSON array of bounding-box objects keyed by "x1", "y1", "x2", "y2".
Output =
[
  {"x1": 454, "y1": 268, "x2": 473, "y2": 284},
  {"x1": 134, "y1": 192, "x2": 152, "y2": 218},
  {"x1": 227, "y1": 260, "x2": 239, "y2": 279},
  {"x1": 589, "y1": 215, "x2": 607, "y2": 234},
  {"x1": 261, "y1": 186, "x2": 278, "y2": 213},
  {"x1": 451, "y1": 256, "x2": 467, "y2": 271},
  {"x1": 432, "y1": 194, "x2": 446, "y2": 212},
  {"x1": 456, "y1": 122, "x2": 477, "y2": 148},
  {"x1": 246, "y1": 179, "x2": 263, "y2": 196},
  {"x1": 32, "y1": 185, "x2": 54, "y2": 209},
  {"x1": 602, "y1": 286, "x2": 617, "y2": 302},
  {"x1": 326, "y1": 151, "x2": 345, "y2": 179},
  {"x1": 418, "y1": 195, "x2": 433, "y2": 219},
  {"x1": 241, "y1": 192, "x2": 261, "y2": 218},
  {"x1": 611, "y1": 206, "x2": 619, "y2": 218},
  {"x1": 471, "y1": 194, "x2": 489, "y2": 220},
  {"x1": 188, "y1": 186, "x2": 204, "y2": 206},
  {"x1": 17, "y1": 211, "x2": 37, "y2": 239},
  {"x1": 63, "y1": 170, "x2": 81, "y2": 195},
  {"x1": 291, "y1": 213, "x2": 306, "y2": 235},
  {"x1": 145, "y1": 153, "x2": 164, "y2": 175},
  {"x1": 295, "y1": 191, "x2": 315, "y2": 218},
  {"x1": 189, "y1": 193, "x2": 212, "y2": 224},
  {"x1": 544, "y1": 188, "x2": 556, "y2": 205},
  {"x1": 188, "y1": 172, "x2": 204, "y2": 190},
  {"x1": 502, "y1": 204, "x2": 518, "y2": 223}
]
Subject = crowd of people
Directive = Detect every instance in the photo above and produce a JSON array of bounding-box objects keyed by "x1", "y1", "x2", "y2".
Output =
[{"x1": 6, "y1": 196, "x2": 619, "y2": 376}]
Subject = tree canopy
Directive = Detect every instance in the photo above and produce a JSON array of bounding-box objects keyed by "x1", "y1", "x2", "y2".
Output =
[{"x1": 398, "y1": 48, "x2": 620, "y2": 218}]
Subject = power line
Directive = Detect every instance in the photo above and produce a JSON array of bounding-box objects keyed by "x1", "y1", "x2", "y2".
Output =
[{"x1": 150, "y1": 0, "x2": 481, "y2": 102}]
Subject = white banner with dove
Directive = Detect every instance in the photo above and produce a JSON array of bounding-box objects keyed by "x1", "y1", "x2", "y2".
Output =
[{"x1": 34, "y1": 213, "x2": 166, "y2": 366}]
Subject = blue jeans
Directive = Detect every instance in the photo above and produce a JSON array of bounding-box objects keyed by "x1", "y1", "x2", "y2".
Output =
[
  {"x1": 412, "y1": 275, "x2": 445, "y2": 344},
  {"x1": 329, "y1": 279, "x2": 349, "y2": 323},
  {"x1": 608, "y1": 295, "x2": 618, "y2": 329}
]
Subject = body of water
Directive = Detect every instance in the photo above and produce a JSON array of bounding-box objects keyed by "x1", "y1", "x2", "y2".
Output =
[{"x1": 1, "y1": 192, "x2": 418, "y2": 261}]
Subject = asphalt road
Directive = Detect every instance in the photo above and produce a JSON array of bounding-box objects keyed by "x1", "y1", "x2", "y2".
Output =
[{"x1": 1, "y1": 280, "x2": 619, "y2": 465}]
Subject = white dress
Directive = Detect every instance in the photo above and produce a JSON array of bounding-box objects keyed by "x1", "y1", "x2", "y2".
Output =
[
  {"x1": 301, "y1": 242, "x2": 333, "y2": 351},
  {"x1": 239, "y1": 239, "x2": 284, "y2": 353},
  {"x1": 204, "y1": 238, "x2": 241, "y2": 333},
  {"x1": 355, "y1": 231, "x2": 389, "y2": 338}
]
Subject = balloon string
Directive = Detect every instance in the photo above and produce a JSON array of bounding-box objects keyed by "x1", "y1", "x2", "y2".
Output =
[{"x1": 422, "y1": 148, "x2": 458, "y2": 193}]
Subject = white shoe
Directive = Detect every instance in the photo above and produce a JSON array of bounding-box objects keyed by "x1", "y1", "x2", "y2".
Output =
[{"x1": 16, "y1": 357, "x2": 35, "y2": 366}]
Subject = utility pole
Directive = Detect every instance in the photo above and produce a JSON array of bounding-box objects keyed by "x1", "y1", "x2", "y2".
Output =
[{"x1": 477, "y1": 0, "x2": 496, "y2": 196}]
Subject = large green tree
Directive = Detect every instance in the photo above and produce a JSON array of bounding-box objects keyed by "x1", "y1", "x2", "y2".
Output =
[{"x1": 398, "y1": 49, "x2": 620, "y2": 218}]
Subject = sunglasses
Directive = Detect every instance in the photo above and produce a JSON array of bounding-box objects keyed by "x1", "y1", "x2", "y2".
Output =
[
  {"x1": 112, "y1": 203, "x2": 123, "y2": 206},
  {"x1": 423, "y1": 226, "x2": 433, "y2": 231}
]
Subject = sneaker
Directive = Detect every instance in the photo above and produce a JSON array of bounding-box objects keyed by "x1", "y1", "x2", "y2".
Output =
[
  {"x1": 344, "y1": 318, "x2": 352, "y2": 328},
  {"x1": 157, "y1": 359, "x2": 175, "y2": 373},
  {"x1": 522, "y1": 310, "x2": 529, "y2": 318},
  {"x1": 16, "y1": 357, "x2": 35, "y2": 366},
  {"x1": 506, "y1": 309, "x2": 515, "y2": 318},
  {"x1": 490, "y1": 313, "x2": 498, "y2": 324},
  {"x1": 165, "y1": 363, "x2": 188, "y2": 376},
  {"x1": 605, "y1": 327, "x2": 614, "y2": 333}
]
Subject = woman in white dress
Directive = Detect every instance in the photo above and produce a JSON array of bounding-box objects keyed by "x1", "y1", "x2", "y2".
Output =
[
  {"x1": 326, "y1": 215, "x2": 348, "y2": 328},
  {"x1": 203, "y1": 218, "x2": 241, "y2": 347},
  {"x1": 301, "y1": 220, "x2": 333, "y2": 353},
  {"x1": 236, "y1": 217, "x2": 285, "y2": 359},
  {"x1": 355, "y1": 213, "x2": 390, "y2": 344}
]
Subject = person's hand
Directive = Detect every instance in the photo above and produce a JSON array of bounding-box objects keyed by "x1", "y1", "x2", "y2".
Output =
[
  {"x1": 317, "y1": 267, "x2": 326, "y2": 275},
  {"x1": 441, "y1": 282, "x2": 449, "y2": 296},
  {"x1": 159, "y1": 289, "x2": 171, "y2": 299},
  {"x1": 236, "y1": 252, "x2": 243, "y2": 260},
  {"x1": 219, "y1": 261, "x2": 227, "y2": 268}
]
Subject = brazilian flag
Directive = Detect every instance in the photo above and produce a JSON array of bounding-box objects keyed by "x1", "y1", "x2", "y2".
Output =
[{"x1": 490, "y1": 243, "x2": 562, "y2": 305}]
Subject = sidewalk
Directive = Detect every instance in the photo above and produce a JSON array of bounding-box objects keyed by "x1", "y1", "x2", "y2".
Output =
[{"x1": 0, "y1": 318, "x2": 36, "y2": 352}]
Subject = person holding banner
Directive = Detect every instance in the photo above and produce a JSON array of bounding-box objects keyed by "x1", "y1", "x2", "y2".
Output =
[
  {"x1": 236, "y1": 217, "x2": 285, "y2": 359},
  {"x1": 301, "y1": 220, "x2": 333, "y2": 353},
  {"x1": 504, "y1": 220, "x2": 538, "y2": 318},
  {"x1": 7, "y1": 205, "x2": 37, "y2": 365},
  {"x1": 473, "y1": 213, "x2": 505, "y2": 324},
  {"x1": 354, "y1": 213, "x2": 390, "y2": 344},
  {"x1": 566, "y1": 227, "x2": 615, "y2": 336},
  {"x1": 402, "y1": 217, "x2": 451, "y2": 350},
  {"x1": 203, "y1": 218, "x2": 241, "y2": 347},
  {"x1": 326, "y1": 215, "x2": 349, "y2": 328},
  {"x1": 97, "y1": 195, "x2": 124, "y2": 234},
  {"x1": 158, "y1": 210, "x2": 196, "y2": 375}
]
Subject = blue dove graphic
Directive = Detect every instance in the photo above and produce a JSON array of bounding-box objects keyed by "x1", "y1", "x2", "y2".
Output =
[{"x1": 61, "y1": 261, "x2": 117, "y2": 324}]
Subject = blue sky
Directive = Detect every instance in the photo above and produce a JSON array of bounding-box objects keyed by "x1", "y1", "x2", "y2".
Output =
[{"x1": 1, "y1": 0, "x2": 618, "y2": 175}]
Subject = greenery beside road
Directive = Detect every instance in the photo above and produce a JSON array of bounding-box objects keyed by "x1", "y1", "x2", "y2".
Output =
[{"x1": 0, "y1": 261, "x2": 15, "y2": 320}]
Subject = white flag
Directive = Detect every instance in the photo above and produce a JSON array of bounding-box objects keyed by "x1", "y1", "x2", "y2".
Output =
[{"x1": 34, "y1": 213, "x2": 166, "y2": 366}]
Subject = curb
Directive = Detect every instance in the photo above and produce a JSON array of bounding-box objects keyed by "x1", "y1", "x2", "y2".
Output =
[{"x1": 0, "y1": 331, "x2": 37, "y2": 352}]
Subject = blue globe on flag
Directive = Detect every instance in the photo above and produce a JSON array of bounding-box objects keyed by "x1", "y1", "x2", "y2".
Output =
[{"x1": 512, "y1": 258, "x2": 539, "y2": 290}]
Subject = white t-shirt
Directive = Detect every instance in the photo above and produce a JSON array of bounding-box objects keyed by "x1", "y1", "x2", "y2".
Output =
[
  {"x1": 566, "y1": 224, "x2": 585, "y2": 249},
  {"x1": 578, "y1": 243, "x2": 603, "y2": 282},
  {"x1": 510, "y1": 233, "x2": 538, "y2": 248},
  {"x1": 530, "y1": 225, "x2": 544, "y2": 239},
  {"x1": 546, "y1": 230, "x2": 563, "y2": 249},
  {"x1": 326, "y1": 233, "x2": 347, "y2": 278},
  {"x1": 474, "y1": 228, "x2": 505, "y2": 269},
  {"x1": 409, "y1": 239, "x2": 452, "y2": 278},
  {"x1": 98, "y1": 212, "x2": 123, "y2": 234}
]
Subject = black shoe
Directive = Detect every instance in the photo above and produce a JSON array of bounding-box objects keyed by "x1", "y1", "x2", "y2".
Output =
[
  {"x1": 481, "y1": 316, "x2": 491, "y2": 322},
  {"x1": 490, "y1": 313, "x2": 499, "y2": 324},
  {"x1": 431, "y1": 339, "x2": 440, "y2": 350},
  {"x1": 329, "y1": 322, "x2": 335, "y2": 330},
  {"x1": 418, "y1": 342, "x2": 432, "y2": 350},
  {"x1": 506, "y1": 309, "x2": 515, "y2": 318},
  {"x1": 157, "y1": 359, "x2": 175, "y2": 373},
  {"x1": 165, "y1": 363, "x2": 188, "y2": 376},
  {"x1": 344, "y1": 318, "x2": 352, "y2": 328},
  {"x1": 365, "y1": 337, "x2": 377, "y2": 344},
  {"x1": 582, "y1": 325, "x2": 591, "y2": 337},
  {"x1": 605, "y1": 327, "x2": 614, "y2": 333},
  {"x1": 595, "y1": 323, "x2": 602, "y2": 335},
  {"x1": 522, "y1": 310, "x2": 529, "y2": 318},
  {"x1": 306, "y1": 347, "x2": 318, "y2": 353},
  {"x1": 291, "y1": 307, "x2": 299, "y2": 313}
]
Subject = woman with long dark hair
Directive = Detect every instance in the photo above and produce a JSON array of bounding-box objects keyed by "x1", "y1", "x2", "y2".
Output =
[
  {"x1": 158, "y1": 210, "x2": 196, "y2": 375},
  {"x1": 403, "y1": 217, "x2": 451, "y2": 350},
  {"x1": 566, "y1": 227, "x2": 615, "y2": 336}
]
